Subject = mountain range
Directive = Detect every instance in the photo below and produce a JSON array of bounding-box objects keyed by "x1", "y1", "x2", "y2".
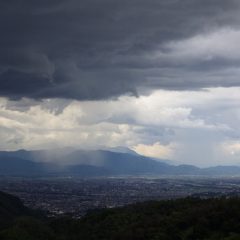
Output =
[{"x1": 0, "y1": 149, "x2": 240, "y2": 177}]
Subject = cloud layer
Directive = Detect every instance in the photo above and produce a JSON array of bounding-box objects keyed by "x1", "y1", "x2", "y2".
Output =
[
  {"x1": 1, "y1": 0, "x2": 240, "y2": 100},
  {"x1": 1, "y1": 1, "x2": 240, "y2": 166},
  {"x1": 1, "y1": 87, "x2": 240, "y2": 166}
]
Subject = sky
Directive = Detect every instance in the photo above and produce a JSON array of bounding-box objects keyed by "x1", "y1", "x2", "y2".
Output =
[{"x1": 1, "y1": 0, "x2": 240, "y2": 166}]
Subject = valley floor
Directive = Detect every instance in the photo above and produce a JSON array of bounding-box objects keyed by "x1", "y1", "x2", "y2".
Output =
[{"x1": 1, "y1": 176, "x2": 240, "y2": 218}]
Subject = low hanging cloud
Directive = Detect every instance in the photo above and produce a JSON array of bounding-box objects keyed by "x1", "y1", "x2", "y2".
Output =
[
  {"x1": 1, "y1": 0, "x2": 240, "y2": 100},
  {"x1": 133, "y1": 142, "x2": 177, "y2": 160},
  {"x1": 1, "y1": 87, "x2": 240, "y2": 166}
]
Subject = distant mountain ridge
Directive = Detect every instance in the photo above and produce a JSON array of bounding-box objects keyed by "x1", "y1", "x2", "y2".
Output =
[{"x1": 0, "y1": 149, "x2": 240, "y2": 177}]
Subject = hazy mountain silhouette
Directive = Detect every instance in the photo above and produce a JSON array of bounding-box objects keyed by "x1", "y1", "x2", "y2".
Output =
[{"x1": 0, "y1": 149, "x2": 240, "y2": 177}]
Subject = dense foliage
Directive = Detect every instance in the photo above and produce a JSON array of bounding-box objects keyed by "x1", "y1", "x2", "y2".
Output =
[{"x1": 1, "y1": 191, "x2": 240, "y2": 239}]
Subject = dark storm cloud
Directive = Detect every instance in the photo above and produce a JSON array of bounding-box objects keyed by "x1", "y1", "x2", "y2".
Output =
[{"x1": 1, "y1": 0, "x2": 240, "y2": 100}]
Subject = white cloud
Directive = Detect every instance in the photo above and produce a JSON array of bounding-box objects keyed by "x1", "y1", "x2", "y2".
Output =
[
  {"x1": 221, "y1": 141, "x2": 240, "y2": 158},
  {"x1": 1, "y1": 87, "x2": 240, "y2": 166},
  {"x1": 133, "y1": 142, "x2": 177, "y2": 159}
]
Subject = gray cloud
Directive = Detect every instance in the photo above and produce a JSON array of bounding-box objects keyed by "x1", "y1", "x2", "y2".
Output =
[{"x1": 0, "y1": 0, "x2": 240, "y2": 100}]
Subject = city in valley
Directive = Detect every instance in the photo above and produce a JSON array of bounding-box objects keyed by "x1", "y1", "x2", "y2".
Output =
[{"x1": 1, "y1": 177, "x2": 240, "y2": 218}]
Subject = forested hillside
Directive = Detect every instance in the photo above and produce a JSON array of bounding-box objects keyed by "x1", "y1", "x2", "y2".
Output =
[{"x1": 1, "y1": 191, "x2": 240, "y2": 239}]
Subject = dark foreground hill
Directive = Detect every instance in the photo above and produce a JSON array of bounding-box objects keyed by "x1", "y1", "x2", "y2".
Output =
[
  {"x1": 1, "y1": 191, "x2": 240, "y2": 239},
  {"x1": 0, "y1": 191, "x2": 31, "y2": 230}
]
